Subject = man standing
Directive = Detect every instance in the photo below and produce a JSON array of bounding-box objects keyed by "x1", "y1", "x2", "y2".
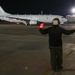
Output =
[{"x1": 39, "y1": 18, "x2": 75, "y2": 71}]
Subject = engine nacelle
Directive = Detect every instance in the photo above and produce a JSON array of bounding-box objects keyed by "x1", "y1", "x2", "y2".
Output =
[{"x1": 29, "y1": 20, "x2": 37, "y2": 25}]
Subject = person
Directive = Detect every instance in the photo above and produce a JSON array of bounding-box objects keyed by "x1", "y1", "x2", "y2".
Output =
[{"x1": 39, "y1": 18, "x2": 75, "y2": 71}]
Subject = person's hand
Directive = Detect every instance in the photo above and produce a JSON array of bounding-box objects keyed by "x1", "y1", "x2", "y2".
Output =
[{"x1": 39, "y1": 23, "x2": 44, "y2": 29}]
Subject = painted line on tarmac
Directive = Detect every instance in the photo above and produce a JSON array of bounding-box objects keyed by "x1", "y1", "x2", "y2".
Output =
[
  {"x1": 42, "y1": 50, "x2": 74, "y2": 75},
  {"x1": 63, "y1": 50, "x2": 74, "y2": 58}
]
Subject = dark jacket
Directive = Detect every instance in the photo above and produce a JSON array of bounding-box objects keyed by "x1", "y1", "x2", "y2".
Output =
[{"x1": 39, "y1": 25, "x2": 75, "y2": 46}]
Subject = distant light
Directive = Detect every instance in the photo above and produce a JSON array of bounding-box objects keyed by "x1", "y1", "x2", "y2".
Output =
[
  {"x1": 71, "y1": 7, "x2": 75, "y2": 13},
  {"x1": 16, "y1": 22, "x2": 20, "y2": 24}
]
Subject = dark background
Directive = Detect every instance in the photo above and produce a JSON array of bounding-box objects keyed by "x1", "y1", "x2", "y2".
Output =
[{"x1": 0, "y1": 0, "x2": 75, "y2": 16}]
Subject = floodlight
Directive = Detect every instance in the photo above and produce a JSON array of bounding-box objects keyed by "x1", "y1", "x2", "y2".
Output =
[{"x1": 71, "y1": 7, "x2": 75, "y2": 13}]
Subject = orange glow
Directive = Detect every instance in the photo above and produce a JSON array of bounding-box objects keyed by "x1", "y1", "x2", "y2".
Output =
[{"x1": 39, "y1": 23, "x2": 44, "y2": 28}]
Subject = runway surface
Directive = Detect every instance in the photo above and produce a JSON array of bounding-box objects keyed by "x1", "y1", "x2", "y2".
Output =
[{"x1": 0, "y1": 24, "x2": 75, "y2": 75}]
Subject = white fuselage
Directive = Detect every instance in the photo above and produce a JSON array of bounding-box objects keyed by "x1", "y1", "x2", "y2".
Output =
[
  {"x1": 0, "y1": 6, "x2": 67, "y2": 25},
  {"x1": 8, "y1": 14, "x2": 67, "y2": 25}
]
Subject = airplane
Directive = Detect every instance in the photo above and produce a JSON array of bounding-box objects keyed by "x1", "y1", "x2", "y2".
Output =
[{"x1": 0, "y1": 6, "x2": 67, "y2": 25}]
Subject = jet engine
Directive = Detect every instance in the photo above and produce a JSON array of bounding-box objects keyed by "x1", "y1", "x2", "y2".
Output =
[{"x1": 29, "y1": 20, "x2": 37, "y2": 25}]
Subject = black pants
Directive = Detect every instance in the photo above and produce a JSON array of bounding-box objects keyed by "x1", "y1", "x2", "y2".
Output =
[{"x1": 50, "y1": 46, "x2": 63, "y2": 70}]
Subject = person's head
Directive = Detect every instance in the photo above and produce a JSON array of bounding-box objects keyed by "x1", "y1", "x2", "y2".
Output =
[{"x1": 52, "y1": 18, "x2": 60, "y2": 26}]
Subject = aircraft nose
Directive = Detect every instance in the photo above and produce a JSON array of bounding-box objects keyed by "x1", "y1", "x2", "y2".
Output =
[
  {"x1": 65, "y1": 18, "x2": 68, "y2": 22},
  {"x1": 63, "y1": 18, "x2": 67, "y2": 22}
]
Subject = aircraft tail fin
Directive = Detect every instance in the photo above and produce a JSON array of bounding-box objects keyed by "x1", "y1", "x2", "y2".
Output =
[{"x1": 0, "y1": 6, "x2": 8, "y2": 15}]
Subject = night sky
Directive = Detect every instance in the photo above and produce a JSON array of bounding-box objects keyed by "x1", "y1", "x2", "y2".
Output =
[{"x1": 0, "y1": 0, "x2": 75, "y2": 16}]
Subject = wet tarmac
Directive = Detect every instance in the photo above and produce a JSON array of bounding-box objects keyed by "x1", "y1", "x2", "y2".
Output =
[{"x1": 0, "y1": 24, "x2": 75, "y2": 75}]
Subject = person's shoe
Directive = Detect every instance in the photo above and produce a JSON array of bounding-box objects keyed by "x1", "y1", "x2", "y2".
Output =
[{"x1": 58, "y1": 66, "x2": 63, "y2": 70}]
